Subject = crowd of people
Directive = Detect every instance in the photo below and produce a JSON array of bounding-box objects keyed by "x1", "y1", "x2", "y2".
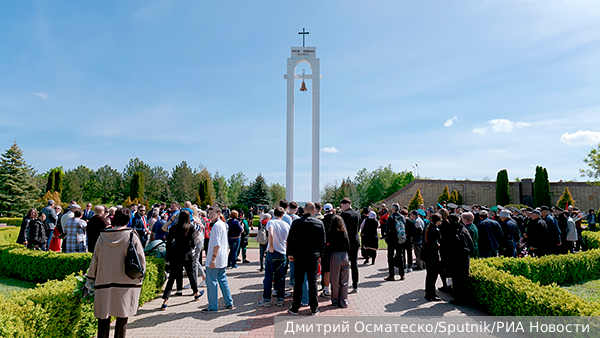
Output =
[{"x1": 12, "y1": 196, "x2": 598, "y2": 335}]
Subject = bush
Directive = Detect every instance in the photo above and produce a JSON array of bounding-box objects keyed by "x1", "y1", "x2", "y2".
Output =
[
  {"x1": 583, "y1": 231, "x2": 600, "y2": 249},
  {"x1": 230, "y1": 204, "x2": 249, "y2": 216},
  {"x1": 474, "y1": 250, "x2": 600, "y2": 286},
  {"x1": 0, "y1": 218, "x2": 22, "y2": 226},
  {"x1": 469, "y1": 261, "x2": 600, "y2": 316}
]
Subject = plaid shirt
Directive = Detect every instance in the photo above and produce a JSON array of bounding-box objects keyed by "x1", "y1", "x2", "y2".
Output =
[{"x1": 64, "y1": 217, "x2": 87, "y2": 253}]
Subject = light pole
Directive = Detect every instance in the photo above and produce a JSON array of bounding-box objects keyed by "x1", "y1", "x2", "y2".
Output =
[{"x1": 415, "y1": 163, "x2": 419, "y2": 179}]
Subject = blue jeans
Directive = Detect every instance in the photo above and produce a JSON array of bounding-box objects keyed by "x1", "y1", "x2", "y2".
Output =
[
  {"x1": 206, "y1": 267, "x2": 233, "y2": 311},
  {"x1": 263, "y1": 251, "x2": 287, "y2": 301},
  {"x1": 259, "y1": 244, "x2": 267, "y2": 269},
  {"x1": 301, "y1": 272, "x2": 309, "y2": 304},
  {"x1": 289, "y1": 260, "x2": 295, "y2": 286},
  {"x1": 228, "y1": 238, "x2": 240, "y2": 268}
]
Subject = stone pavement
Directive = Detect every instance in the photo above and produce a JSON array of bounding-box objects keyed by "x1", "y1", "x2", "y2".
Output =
[{"x1": 124, "y1": 249, "x2": 485, "y2": 338}]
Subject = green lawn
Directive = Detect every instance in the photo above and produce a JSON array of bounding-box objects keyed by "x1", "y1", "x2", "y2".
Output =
[
  {"x1": 562, "y1": 279, "x2": 600, "y2": 303},
  {"x1": 0, "y1": 276, "x2": 37, "y2": 298}
]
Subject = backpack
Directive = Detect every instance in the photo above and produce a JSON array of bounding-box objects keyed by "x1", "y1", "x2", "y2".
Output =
[
  {"x1": 566, "y1": 217, "x2": 578, "y2": 242},
  {"x1": 257, "y1": 223, "x2": 268, "y2": 245},
  {"x1": 392, "y1": 214, "x2": 407, "y2": 244}
]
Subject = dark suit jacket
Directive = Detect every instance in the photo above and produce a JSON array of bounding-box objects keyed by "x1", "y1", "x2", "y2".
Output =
[
  {"x1": 286, "y1": 214, "x2": 326, "y2": 260},
  {"x1": 341, "y1": 209, "x2": 361, "y2": 250}
]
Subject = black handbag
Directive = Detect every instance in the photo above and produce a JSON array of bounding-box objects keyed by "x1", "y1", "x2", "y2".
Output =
[{"x1": 125, "y1": 230, "x2": 145, "y2": 279}]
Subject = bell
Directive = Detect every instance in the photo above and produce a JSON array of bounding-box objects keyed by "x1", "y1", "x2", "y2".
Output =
[{"x1": 299, "y1": 80, "x2": 307, "y2": 92}]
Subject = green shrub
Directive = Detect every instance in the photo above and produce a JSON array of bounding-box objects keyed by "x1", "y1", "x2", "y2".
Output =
[
  {"x1": 469, "y1": 260, "x2": 600, "y2": 316},
  {"x1": 475, "y1": 250, "x2": 600, "y2": 286},
  {"x1": 583, "y1": 231, "x2": 600, "y2": 249},
  {"x1": 0, "y1": 218, "x2": 22, "y2": 227}
]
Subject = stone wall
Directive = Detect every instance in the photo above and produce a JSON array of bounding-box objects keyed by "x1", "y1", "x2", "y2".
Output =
[{"x1": 383, "y1": 179, "x2": 600, "y2": 211}]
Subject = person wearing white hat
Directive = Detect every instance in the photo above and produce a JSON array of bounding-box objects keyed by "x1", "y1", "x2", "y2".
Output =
[{"x1": 497, "y1": 210, "x2": 520, "y2": 258}]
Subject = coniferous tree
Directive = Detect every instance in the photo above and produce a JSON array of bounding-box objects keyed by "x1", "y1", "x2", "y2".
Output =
[
  {"x1": 248, "y1": 174, "x2": 271, "y2": 206},
  {"x1": 408, "y1": 189, "x2": 424, "y2": 211},
  {"x1": 0, "y1": 141, "x2": 39, "y2": 216},
  {"x1": 438, "y1": 185, "x2": 450, "y2": 204},
  {"x1": 455, "y1": 190, "x2": 463, "y2": 205},
  {"x1": 557, "y1": 187, "x2": 575, "y2": 209},
  {"x1": 46, "y1": 169, "x2": 56, "y2": 193},
  {"x1": 533, "y1": 166, "x2": 552, "y2": 207},
  {"x1": 130, "y1": 172, "x2": 145, "y2": 202},
  {"x1": 542, "y1": 168, "x2": 552, "y2": 206},
  {"x1": 198, "y1": 178, "x2": 215, "y2": 207},
  {"x1": 53, "y1": 168, "x2": 63, "y2": 197},
  {"x1": 496, "y1": 169, "x2": 510, "y2": 206}
]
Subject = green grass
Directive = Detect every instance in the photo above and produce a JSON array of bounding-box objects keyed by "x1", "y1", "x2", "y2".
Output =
[
  {"x1": 0, "y1": 276, "x2": 37, "y2": 298},
  {"x1": 245, "y1": 237, "x2": 389, "y2": 249},
  {"x1": 562, "y1": 278, "x2": 600, "y2": 303}
]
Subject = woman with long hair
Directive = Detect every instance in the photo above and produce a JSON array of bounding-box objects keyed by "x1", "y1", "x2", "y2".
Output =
[
  {"x1": 423, "y1": 213, "x2": 442, "y2": 301},
  {"x1": 328, "y1": 215, "x2": 351, "y2": 308},
  {"x1": 17, "y1": 208, "x2": 38, "y2": 246},
  {"x1": 161, "y1": 210, "x2": 204, "y2": 310}
]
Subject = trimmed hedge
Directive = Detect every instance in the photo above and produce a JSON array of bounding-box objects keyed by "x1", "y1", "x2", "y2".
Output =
[
  {"x1": 583, "y1": 230, "x2": 600, "y2": 249},
  {"x1": 0, "y1": 227, "x2": 166, "y2": 337},
  {"x1": 469, "y1": 249, "x2": 600, "y2": 316},
  {"x1": 475, "y1": 250, "x2": 600, "y2": 286},
  {"x1": 0, "y1": 218, "x2": 22, "y2": 226},
  {"x1": 469, "y1": 260, "x2": 600, "y2": 316}
]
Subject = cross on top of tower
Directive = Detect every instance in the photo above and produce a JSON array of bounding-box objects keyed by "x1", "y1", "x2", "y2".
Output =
[{"x1": 298, "y1": 28, "x2": 309, "y2": 47}]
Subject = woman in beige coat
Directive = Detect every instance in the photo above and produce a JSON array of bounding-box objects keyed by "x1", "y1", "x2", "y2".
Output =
[{"x1": 88, "y1": 208, "x2": 146, "y2": 338}]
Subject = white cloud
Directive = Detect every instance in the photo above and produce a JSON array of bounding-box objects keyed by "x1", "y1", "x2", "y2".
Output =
[
  {"x1": 32, "y1": 92, "x2": 48, "y2": 99},
  {"x1": 473, "y1": 118, "x2": 530, "y2": 134},
  {"x1": 321, "y1": 147, "x2": 339, "y2": 153},
  {"x1": 487, "y1": 149, "x2": 506, "y2": 153},
  {"x1": 560, "y1": 130, "x2": 600, "y2": 145},
  {"x1": 444, "y1": 116, "x2": 459, "y2": 127}
]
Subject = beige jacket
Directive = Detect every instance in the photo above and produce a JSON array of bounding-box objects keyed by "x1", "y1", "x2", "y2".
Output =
[{"x1": 88, "y1": 227, "x2": 146, "y2": 319}]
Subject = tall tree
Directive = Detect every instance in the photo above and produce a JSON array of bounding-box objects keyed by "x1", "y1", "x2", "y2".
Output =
[
  {"x1": 53, "y1": 167, "x2": 64, "y2": 197},
  {"x1": 169, "y1": 161, "x2": 198, "y2": 203},
  {"x1": 496, "y1": 169, "x2": 510, "y2": 206},
  {"x1": 247, "y1": 174, "x2": 271, "y2": 207},
  {"x1": 0, "y1": 141, "x2": 39, "y2": 216},
  {"x1": 95, "y1": 165, "x2": 124, "y2": 203},
  {"x1": 212, "y1": 171, "x2": 228, "y2": 205},
  {"x1": 408, "y1": 189, "x2": 424, "y2": 211},
  {"x1": 533, "y1": 166, "x2": 551, "y2": 207},
  {"x1": 227, "y1": 171, "x2": 248, "y2": 205},
  {"x1": 122, "y1": 158, "x2": 153, "y2": 201},
  {"x1": 46, "y1": 168, "x2": 56, "y2": 193},
  {"x1": 580, "y1": 143, "x2": 600, "y2": 182},
  {"x1": 62, "y1": 165, "x2": 94, "y2": 203},
  {"x1": 130, "y1": 172, "x2": 145, "y2": 201},
  {"x1": 557, "y1": 187, "x2": 575, "y2": 209},
  {"x1": 198, "y1": 179, "x2": 215, "y2": 207},
  {"x1": 269, "y1": 183, "x2": 286, "y2": 206}
]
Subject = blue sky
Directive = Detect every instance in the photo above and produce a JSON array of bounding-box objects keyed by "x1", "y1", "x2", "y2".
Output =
[{"x1": 1, "y1": 0, "x2": 600, "y2": 202}]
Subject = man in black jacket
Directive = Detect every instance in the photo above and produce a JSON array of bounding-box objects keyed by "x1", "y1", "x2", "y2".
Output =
[
  {"x1": 340, "y1": 197, "x2": 361, "y2": 293},
  {"x1": 383, "y1": 203, "x2": 406, "y2": 281},
  {"x1": 286, "y1": 202, "x2": 326, "y2": 316},
  {"x1": 477, "y1": 210, "x2": 504, "y2": 258}
]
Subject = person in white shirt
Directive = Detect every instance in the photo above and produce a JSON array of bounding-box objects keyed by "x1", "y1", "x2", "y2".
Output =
[
  {"x1": 202, "y1": 205, "x2": 234, "y2": 313},
  {"x1": 256, "y1": 207, "x2": 291, "y2": 307}
]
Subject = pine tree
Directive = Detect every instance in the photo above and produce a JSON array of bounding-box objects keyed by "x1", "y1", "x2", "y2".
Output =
[
  {"x1": 557, "y1": 187, "x2": 575, "y2": 209},
  {"x1": 455, "y1": 190, "x2": 463, "y2": 205},
  {"x1": 123, "y1": 197, "x2": 132, "y2": 208},
  {"x1": 0, "y1": 141, "x2": 39, "y2": 216},
  {"x1": 496, "y1": 169, "x2": 510, "y2": 206},
  {"x1": 408, "y1": 189, "x2": 424, "y2": 211},
  {"x1": 248, "y1": 174, "x2": 271, "y2": 206},
  {"x1": 53, "y1": 168, "x2": 63, "y2": 197},
  {"x1": 130, "y1": 172, "x2": 145, "y2": 201},
  {"x1": 46, "y1": 168, "x2": 56, "y2": 193},
  {"x1": 198, "y1": 178, "x2": 215, "y2": 207},
  {"x1": 533, "y1": 166, "x2": 552, "y2": 207},
  {"x1": 438, "y1": 185, "x2": 450, "y2": 204},
  {"x1": 542, "y1": 168, "x2": 552, "y2": 206}
]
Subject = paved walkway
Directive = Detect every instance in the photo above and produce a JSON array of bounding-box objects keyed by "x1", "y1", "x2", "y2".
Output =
[{"x1": 124, "y1": 249, "x2": 485, "y2": 338}]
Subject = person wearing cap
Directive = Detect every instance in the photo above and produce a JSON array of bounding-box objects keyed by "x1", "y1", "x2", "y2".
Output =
[
  {"x1": 314, "y1": 203, "x2": 324, "y2": 220},
  {"x1": 524, "y1": 210, "x2": 548, "y2": 257},
  {"x1": 202, "y1": 205, "x2": 234, "y2": 313},
  {"x1": 497, "y1": 210, "x2": 520, "y2": 258},
  {"x1": 540, "y1": 206, "x2": 562, "y2": 255},
  {"x1": 476, "y1": 210, "x2": 504, "y2": 258},
  {"x1": 360, "y1": 211, "x2": 379, "y2": 265},
  {"x1": 320, "y1": 203, "x2": 335, "y2": 298},
  {"x1": 41, "y1": 199, "x2": 58, "y2": 251},
  {"x1": 339, "y1": 198, "x2": 362, "y2": 293}
]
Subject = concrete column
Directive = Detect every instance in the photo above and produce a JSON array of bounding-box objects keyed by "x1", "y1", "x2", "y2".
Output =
[
  {"x1": 286, "y1": 58, "x2": 295, "y2": 202},
  {"x1": 311, "y1": 59, "x2": 320, "y2": 202}
]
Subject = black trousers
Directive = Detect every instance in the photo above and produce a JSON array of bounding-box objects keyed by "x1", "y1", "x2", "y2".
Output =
[
  {"x1": 348, "y1": 247, "x2": 359, "y2": 289},
  {"x1": 98, "y1": 317, "x2": 127, "y2": 338},
  {"x1": 404, "y1": 242, "x2": 413, "y2": 268},
  {"x1": 425, "y1": 259, "x2": 439, "y2": 298},
  {"x1": 163, "y1": 259, "x2": 198, "y2": 300},
  {"x1": 387, "y1": 242, "x2": 405, "y2": 278},
  {"x1": 451, "y1": 254, "x2": 470, "y2": 303},
  {"x1": 291, "y1": 257, "x2": 319, "y2": 312}
]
